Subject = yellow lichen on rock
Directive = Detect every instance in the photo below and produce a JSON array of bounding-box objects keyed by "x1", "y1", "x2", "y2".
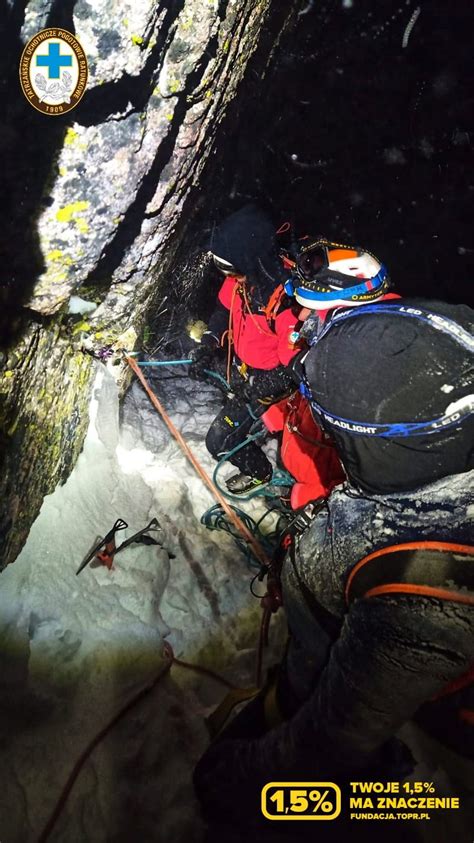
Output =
[{"x1": 56, "y1": 202, "x2": 90, "y2": 224}]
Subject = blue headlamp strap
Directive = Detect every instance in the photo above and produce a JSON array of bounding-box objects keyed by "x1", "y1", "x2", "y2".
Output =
[
  {"x1": 299, "y1": 303, "x2": 474, "y2": 438},
  {"x1": 302, "y1": 390, "x2": 474, "y2": 438},
  {"x1": 284, "y1": 266, "x2": 389, "y2": 304},
  {"x1": 311, "y1": 302, "x2": 474, "y2": 351}
]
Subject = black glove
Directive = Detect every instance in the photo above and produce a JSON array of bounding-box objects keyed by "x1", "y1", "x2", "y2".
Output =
[
  {"x1": 228, "y1": 375, "x2": 253, "y2": 402},
  {"x1": 188, "y1": 333, "x2": 219, "y2": 379},
  {"x1": 244, "y1": 365, "x2": 295, "y2": 401}
]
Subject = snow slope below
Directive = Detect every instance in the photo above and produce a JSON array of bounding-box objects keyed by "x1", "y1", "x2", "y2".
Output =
[{"x1": 0, "y1": 364, "x2": 285, "y2": 843}]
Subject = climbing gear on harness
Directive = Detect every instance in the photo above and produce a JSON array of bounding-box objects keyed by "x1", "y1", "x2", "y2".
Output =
[
  {"x1": 262, "y1": 284, "x2": 288, "y2": 330},
  {"x1": 298, "y1": 303, "x2": 474, "y2": 438},
  {"x1": 221, "y1": 273, "x2": 293, "y2": 382},
  {"x1": 225, "y1": 471, "x2": 272, "y2": 495},
  {"x1": 76, "y1": 517, "x2": 165, "y2": 575},
  {"x1": 284, "y1": 239, "x2": 390, "y2": 309},
  {"x1": 127, "y1": 357, "x2": 274, "y2": 570}
]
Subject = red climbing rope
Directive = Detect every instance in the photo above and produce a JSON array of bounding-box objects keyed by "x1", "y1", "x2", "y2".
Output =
[
  {"x1": 36, "y1": 643, "x2": 237, "y2": 843},
  {"x1": 126, "y1": 356, "x2": 273, "y2": 571}
]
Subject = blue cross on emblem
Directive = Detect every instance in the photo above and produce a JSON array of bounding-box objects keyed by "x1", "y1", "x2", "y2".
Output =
[{"x1": 36, "y1": 42, "x2": 72, "y2": 79}]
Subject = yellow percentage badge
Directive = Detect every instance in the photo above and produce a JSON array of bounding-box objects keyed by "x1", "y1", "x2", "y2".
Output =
[{"x1": 261, "y1": 782, "x2": 341, "y2": 820}]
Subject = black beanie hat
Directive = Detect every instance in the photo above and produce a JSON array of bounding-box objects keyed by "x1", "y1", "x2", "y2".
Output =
[
  {"x1": 304, "y1": 298, "x2": 473, "y2": 493},
  {"x1": 209, "y1": 204, "x2": 288, "y2": 286}
]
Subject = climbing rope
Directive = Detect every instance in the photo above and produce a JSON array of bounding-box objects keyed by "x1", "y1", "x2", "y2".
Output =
[
  {"x1": 136, "y1": 359, "x2": 231, "y2": 393},
  {"x1": 36, "y1": 643, "x2": 237, "y2": 843},
  {"x1": 126, "y1": 357, "x2": 273, "y2": 570},
  {"x1": 201, "y1": 503, "x2": 286, "y2": 570}
]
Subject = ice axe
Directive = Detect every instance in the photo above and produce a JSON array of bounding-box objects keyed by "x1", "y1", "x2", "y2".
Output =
[{"x1": 76, "y1": 517, "x2": 172, "y2": 575}]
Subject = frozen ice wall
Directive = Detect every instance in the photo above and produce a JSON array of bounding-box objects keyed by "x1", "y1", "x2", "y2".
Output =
[{"x1": 0, "y1": 364, "x2": 282, "y2": 843}]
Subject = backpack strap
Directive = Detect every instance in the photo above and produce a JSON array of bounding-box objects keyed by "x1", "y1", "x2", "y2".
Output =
[{"x1": 345, "y1": 541, "x2": 474, "y2": 607}]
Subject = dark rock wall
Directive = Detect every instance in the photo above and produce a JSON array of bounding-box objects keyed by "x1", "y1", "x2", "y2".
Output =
[
  {"x1": 192, "y1": 1, "x2": 474, "y2": 305},
  {"x1": 0, "y1": 0, "x2": 296, "y2": 568}
]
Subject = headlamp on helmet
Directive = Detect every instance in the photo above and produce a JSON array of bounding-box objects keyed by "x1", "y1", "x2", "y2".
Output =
[
  {"x1": 284, "y1": 239, "x2": 390, "y2": 310},
  {"x1": 211, "y1": 253, "x2": 239, "y2": 275}
]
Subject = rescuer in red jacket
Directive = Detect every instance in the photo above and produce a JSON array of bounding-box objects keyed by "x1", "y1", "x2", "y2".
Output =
[
  {"x1": 189, "y1": 204, "x2": 302, "y2": 494},
  {"x1": 260, "y1": 239, "x2": 398, "y2": 510}
]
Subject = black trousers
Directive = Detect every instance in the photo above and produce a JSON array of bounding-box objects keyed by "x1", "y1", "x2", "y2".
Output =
[{"x1": 205, "y1": 397, "x2": 272, "y2": 480}]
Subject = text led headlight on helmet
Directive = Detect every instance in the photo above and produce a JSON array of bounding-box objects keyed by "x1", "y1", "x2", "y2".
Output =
[{"x1": 292, "y1": 239, "x2": 389, "y2": 310}]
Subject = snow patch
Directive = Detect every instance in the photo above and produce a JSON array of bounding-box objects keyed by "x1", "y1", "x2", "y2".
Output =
[
  {"x1": 0, "y1": 366, "x2": 286, "y2": 843},
  {"x1": 67, "y1": 295, "x2": 98, "y2": 315}
]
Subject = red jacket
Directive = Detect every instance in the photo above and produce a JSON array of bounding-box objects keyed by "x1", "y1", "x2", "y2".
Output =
[
  {"x1": 218, "y1": 277, "x2": 299, "y2": 369},
  {"x1": 263, "y1": 391, "x2": 345, "y2": 509}
]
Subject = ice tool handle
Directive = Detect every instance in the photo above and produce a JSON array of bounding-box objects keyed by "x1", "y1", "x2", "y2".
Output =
[
  {"x1": 76, "y1": 518, "x2": 128, "y2": 575},
  {"x1": 76, "y1": 518, "x2": 166, "y2": 575}
]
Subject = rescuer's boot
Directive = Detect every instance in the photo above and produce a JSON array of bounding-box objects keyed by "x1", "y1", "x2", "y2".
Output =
[{"x1": 225, "y1": 471, "x2": 272, "y2": 495}]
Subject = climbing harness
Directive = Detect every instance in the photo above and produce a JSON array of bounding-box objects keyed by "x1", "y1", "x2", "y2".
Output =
[
  {"x1": 76, "y1": 517, "x2": 166, "y2": 575},
  {"x1": 222, "y1": 274, "x2": 292, "y2": 383},
  {"x1": 299, "y1": 303, "x2": 474, "y2": 438}
]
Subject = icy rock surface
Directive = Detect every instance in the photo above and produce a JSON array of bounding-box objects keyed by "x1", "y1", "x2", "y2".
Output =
[
  {"x1": 0, "y1": 366, "x2": 285, "y2": 843},
  {"x1": 0, "y1": 0, "x2": 295, "y2": 569}
]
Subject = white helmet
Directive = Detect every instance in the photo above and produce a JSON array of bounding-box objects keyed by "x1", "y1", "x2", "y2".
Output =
[{"x1": 284, "y1": 239, "x2": 390, "y2": 310}]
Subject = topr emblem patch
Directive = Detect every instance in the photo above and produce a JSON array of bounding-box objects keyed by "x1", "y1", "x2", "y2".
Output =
[{"x1": 19, "y1": 28, "x2": 88, "y2": 115}]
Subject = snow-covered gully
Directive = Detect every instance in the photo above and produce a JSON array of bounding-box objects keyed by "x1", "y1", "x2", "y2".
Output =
[{"x1": 0, "y1": 365, "x2": 285, "y2": 843}]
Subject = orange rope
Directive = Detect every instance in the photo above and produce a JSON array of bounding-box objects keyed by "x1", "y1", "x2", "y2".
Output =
[
  {"x1": 364, "y1": 583, "x2": 474, "y2": 606},
  {"x1": 126, "y1": 357, "x2": 273, "y2": 570},
  {"x1": 345, "y1": 541, "x2": 474, "y2": 605},
  {"x1": 432, "y1": 664, "x2": 474, "y2": 700},
  {"x1": 36, "y1": 643, "x2": 238, "y2": 843},
  {"x1": 36, "y1": 652, "x2": 174, "y2": 843},
  {"x1": 241, "y1": 284, "x2": 275, "y2": 337}
]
